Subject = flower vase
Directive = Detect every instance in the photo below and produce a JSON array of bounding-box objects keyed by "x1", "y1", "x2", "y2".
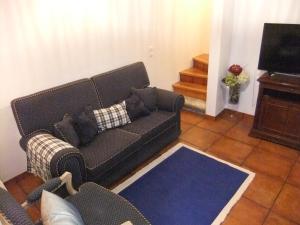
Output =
[{"x1": 229, "y1": 84, "x2": 240, "y2": 104}]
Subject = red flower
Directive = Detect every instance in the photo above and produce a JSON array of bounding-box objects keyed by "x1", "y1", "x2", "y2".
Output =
[{"x1": 228, "y1": 64, "x2": 243, "y2": 76}]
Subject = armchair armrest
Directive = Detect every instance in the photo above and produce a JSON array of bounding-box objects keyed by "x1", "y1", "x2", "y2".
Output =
[
  {"x1": 24, "y1": 172, "x2": 77, "y2": 207},
  {"x1": 26, "y1": 133, "x2": 86, "y2": 189},
  {"x1": 156, "y1": 88, "x2": 185, "y2": 112}
]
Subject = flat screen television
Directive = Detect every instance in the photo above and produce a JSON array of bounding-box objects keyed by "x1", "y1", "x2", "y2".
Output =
[{"x1": 258, "y1": 23, "x2": 300, "y2": 75}]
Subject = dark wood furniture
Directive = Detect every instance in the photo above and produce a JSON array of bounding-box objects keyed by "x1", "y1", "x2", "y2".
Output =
[{"x1": 250, "y1": 73, "x2": 300, "y2": 150}]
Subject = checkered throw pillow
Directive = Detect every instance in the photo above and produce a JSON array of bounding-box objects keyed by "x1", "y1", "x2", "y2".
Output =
[
  {"x1": 93, "y1": 101, "x2": 131, "y2": 131},
  {"x1": 26, "y1": 133, "x2": 74, "y2": 181}
]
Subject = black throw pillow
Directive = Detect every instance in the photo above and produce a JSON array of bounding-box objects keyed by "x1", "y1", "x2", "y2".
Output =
[
  {"x1": 125, "y1": 94, "x2": 150, "y2": 121},
  {"x1": 73, "y1": 106, "x2": 98, "y2": 146},
  {"x1": 53, "y1": 114, "x2": 80, "y2": 147},
  {"x1": 131, "y1": 87, "x2": 158, "y2": 111},
  {"x1": 83, "y1": 105, "x2": 98, "y2": 127}
]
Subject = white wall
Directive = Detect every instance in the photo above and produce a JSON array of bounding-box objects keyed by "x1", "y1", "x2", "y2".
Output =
[
  {"x1": 208, "y1": 0, "x2": 300, "y2": 116},
  {"x1": 0, "y1": 0, "x2": 212, "y2": 181},
  {"x1": 226, "y1": 0, "x2": 300, "y2": 115},
  {"x1": 206, "y1": 0, "x2": 234, "y2": 116}
]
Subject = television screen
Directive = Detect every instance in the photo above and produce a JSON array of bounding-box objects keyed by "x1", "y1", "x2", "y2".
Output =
[{"x1": 258, "y1": 23, "x2": 300, "y2": 75}]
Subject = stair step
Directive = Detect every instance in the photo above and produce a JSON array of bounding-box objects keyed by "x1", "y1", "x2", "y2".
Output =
[
  {"x1": 193, "y1": 54, "x2": 209, "y2": 65},
  {"x1": 180, "y1": 68, "x2": 207, "y2": 85},
  {"x1": 193, "y1": 54, "x2": 209, "y2": 72},
  {"x1": 180, "y1": 68, "x2": 207, "y2": 78},
  {"x1": 172, "y1": 81, "x2": 207, "y2": 100}
]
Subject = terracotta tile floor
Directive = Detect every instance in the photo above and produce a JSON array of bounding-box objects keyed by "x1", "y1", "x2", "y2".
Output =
[{"x1": 4, "y1": 109, "x2": 300, "y2": 224}]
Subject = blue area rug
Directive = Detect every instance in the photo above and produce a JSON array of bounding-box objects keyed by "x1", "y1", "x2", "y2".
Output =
[{"x1": 114, "y1": 144, "x2": 254, "y2": 225}]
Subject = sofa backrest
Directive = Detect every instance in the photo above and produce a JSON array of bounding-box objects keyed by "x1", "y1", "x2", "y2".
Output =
[
  {"x1": 91, "y1": 62, "x2": 150, "y2": 107},
  {"x1": 11, "y1": 79, "x2": 100, "y2": 136}
]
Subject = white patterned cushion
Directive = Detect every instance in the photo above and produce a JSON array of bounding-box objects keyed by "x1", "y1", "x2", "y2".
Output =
[{"x1": 93, "y1": 101, "x2": 131, "y2": 131}]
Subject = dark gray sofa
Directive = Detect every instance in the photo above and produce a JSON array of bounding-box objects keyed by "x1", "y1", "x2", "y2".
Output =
[{"x1": 11, "y1": 62, "x2": 184, "y2": 188}]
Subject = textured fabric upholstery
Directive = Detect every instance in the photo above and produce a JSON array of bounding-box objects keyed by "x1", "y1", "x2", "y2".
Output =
[
  {"x1": 19, "y1": 129, "x2": 51, "y2": 151},
  {"x1": 50, "y1": 148, "x2": 87, "y2": 189},
  {"x1": 27, "y1": 178, "x2": 62, "y2": 204},
  {"x1": 11, "y1": 62, "x2": 184, "y2": 188},
  {"x1": 53, "y1": 114, "x2": 80, "y2": 147},
  {"x1": 98, "y1": 124, "x2": 180, "y2": 187},
  {"x1": 26, "y1": 133, "x2": 75, "y2": 181},
  {"x1": 0, "y1": 188, "x2": 34, "y2": 225},
  {"x1": 79, "y1": 129, "x2": 141, "y2": 179},
  {"x1": 131, "y1": 87, "x2": 158, "y2": 111},
  {"x1": 67, "y1": 182, "x2": 150, "y2": 225},
  {"x1": 121, "y1": 111, "x2": 177, "y2": 142},
  {"x1": 11, "y1": 79, "x2": 100, "y2": 136},
  {"x1": 91, "y1": 62, "x2": 150, "y2": 107},
  {"x1": 93, "y1": 102, "x2": 131, "y2": 132},
  {"x1": 156, "y1": 88, "x2": 185, "y2": 112}
]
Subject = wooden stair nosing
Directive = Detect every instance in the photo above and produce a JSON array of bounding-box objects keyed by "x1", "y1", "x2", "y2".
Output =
[
  {"x1": 180, "y1": 69, "x2": 207, "y2": 79},
  {"x1": 173, "y1": 88, "x2": 207, "y2": 100},
  {"x1": 172, "y1": 82, "x2": 207, "y2": 94},
  {"x1": 193, "y1": 54, "x2": 209, "y2": 65}
]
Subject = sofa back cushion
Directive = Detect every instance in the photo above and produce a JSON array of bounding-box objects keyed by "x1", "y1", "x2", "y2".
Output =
[
  {"x1": 11, "y1": 79, "x2": 100, "y2": 136},
  {"x1": 91, "y1": 62, "x2": 150, "y2": 107}
]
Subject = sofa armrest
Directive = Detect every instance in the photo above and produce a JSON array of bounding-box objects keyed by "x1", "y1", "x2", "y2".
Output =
[
  {"x1": 50, "y1": 148, "x2": 87, "y2": 189},
  {"x1": 26, "y1": 133, "x2": 86, "y2": 189},
  {"x1": 156, "y1": 88, "x2": 185, "y2": 112}
]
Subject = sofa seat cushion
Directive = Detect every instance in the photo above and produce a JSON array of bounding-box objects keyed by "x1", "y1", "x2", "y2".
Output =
[
  {"x1": 79, "y1": 129, "x2": 141, "y2": 178},
  {"x1": 121, "y1": 110, "x2": 177, "y2": 143}
]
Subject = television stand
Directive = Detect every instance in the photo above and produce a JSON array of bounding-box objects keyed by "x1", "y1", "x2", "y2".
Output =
[
  {"x1": 269, "y1": 72, "x2": 300, "y2": 77},
  {"x1": 250, "y1": 73, "x2": 300, "y2": 150}
]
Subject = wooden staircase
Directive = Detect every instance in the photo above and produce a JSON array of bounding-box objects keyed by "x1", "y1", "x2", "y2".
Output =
[{"x1": 173, "y1": 54, "x2": 209, "y2": 111}]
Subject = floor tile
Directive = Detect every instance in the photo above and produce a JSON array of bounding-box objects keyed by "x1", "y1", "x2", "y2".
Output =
[
  {"x1": 180, "y1": 110, "x2": 204, "y2": 125},
  {"x1": 264, "y1": 212, "x2": 298, "y2": 225},
  {"x1": 207, "y1": 137, "x2": 253, "y2": 165},
  {"x1": 27, "y1": 206, "x2": 41, "y2": 222},
  {"x1": 241, "y1": 114, "x2": 255, "y2": 128},
  {"x1": 287, "y1": 163, "x2": 300, "y2": 189},
  {"x1": 273, "y1": 184, "x2": 300, "y2": 224},
  {"x1": 17, "y1": 172, "x2": 43, "y2": 194},
  {"x1": 226, "y1": 123, "x2": 260, "y2": 146},
  {"x1": 259, "y1": 140, "x2": 299, "y2": 161},
  {"x1": 197, "y1": 118, "x2": 236, "y2": 134},
  {"x1": 222, "y1": 198, "x2": 268, "y2": 225},
  {"x1": 180, "y1": 126, "x2": 221, "y2": 150},
  {"x1": 243, "y1": 149, "x2": 294, "y2": 180},
  {"x1": 181, "y1": 121, "x2": 194, "y2": 133},
  {"x1": 243, "y1": 173, "x2": 284, "y2": 208},
  {"x1": 4, "y1": 180, "x2": 27, "y2": 203},
  {"x1": 179, "y1": 140, "x2": 201, "y2": 150},
  {"x1": 218, "y1": 109, "x2": 244, "y2": 123},
  {"x1": 6, "y1": 109, "x2": 300, "y2": 224}
]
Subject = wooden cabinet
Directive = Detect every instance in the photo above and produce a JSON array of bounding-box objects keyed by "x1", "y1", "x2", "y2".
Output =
[
  {"x1": 284, "y1": 105, "x2": 300, "y2": 139},
  {"x1": 250, "y1": 73, "x2": 300, "y2": 150}
]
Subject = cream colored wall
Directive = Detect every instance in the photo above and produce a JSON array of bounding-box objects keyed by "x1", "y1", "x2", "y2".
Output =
[{"x1": 0, "y1": 0, "x2": 212, "y2": 181}]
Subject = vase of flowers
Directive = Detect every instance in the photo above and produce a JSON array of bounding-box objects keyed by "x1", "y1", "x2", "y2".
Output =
[{"x1": 222, "y1": 64, "x2": 249, "y2": 104}]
